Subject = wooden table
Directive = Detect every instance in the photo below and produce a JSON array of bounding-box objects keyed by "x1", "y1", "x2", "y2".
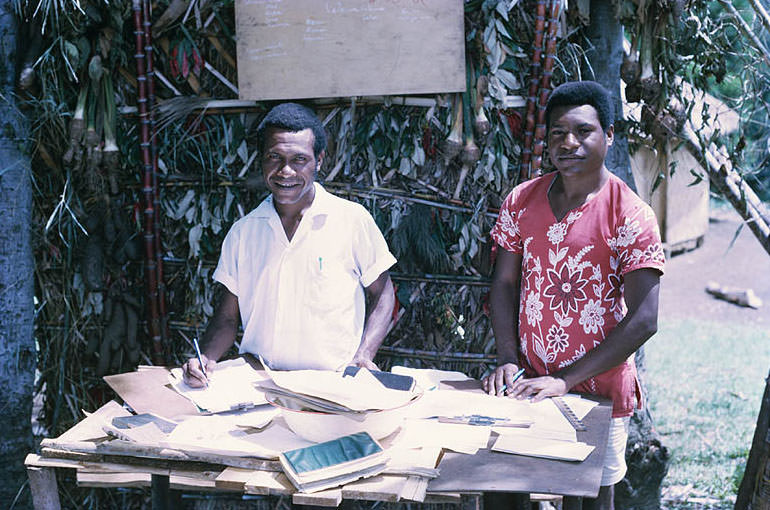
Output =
[{"x1": 25, "y1": 367, "x2": 612, "y2": 509}]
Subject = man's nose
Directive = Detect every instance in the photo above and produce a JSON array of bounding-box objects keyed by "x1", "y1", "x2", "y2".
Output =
[
  {"x1": 561, "y1": 132, "x2": 579, "y2": 149},
  {"x1": 277, "y1": 163, "x2": 295, "y2": 176}
]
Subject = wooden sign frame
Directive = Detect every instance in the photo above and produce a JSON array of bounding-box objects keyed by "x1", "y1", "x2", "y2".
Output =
[{"x1": 235, "y1": 0, "x2": 466, "y2": 100}]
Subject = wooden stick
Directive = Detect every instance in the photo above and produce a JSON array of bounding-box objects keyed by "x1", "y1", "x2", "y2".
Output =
[
  {"x1": 133, "y1": 0, "x2": 163, "y2": 363},
  {"x1": 519, "y1": 0, "x2": 548, "y2": 181},
  {"x1": 719, "y1": 0, "x2": 770, "y2": 67}
]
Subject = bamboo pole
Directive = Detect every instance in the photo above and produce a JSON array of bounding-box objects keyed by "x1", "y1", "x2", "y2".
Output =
[
  {"x1": 132, "y1": 0, "x2": 163, "y2": 363},
  {"x1": 747, "y1": 0, "x2": 770, "y2": 36},
  {"x1": 530, "y1": 0, "x2": 561, "y2": 177},
  {"x1": 519, "y1": 0, "x2": 548, "y2": 182},
  {"x1": 719, "y1": 0, "x2": 770, "y2": 67},
  {"x1": 681, "y1": 124, "x2": 770, "y2": 257},
  {"x1": 143, "y1": 0, "x2": 170, "y2": 357}
]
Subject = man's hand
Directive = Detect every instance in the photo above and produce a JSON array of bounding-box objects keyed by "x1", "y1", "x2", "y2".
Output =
[
  {"x1": 349, "y1": 355, "x2": 378, "y2": 371},
  {"x1": 182, "y1": 354, "x2": 216, "y2": 388},
  {"x1": 482, "y1": 363, "x2": 521, "y2": 396},
  {"x1": 506, "y1": 375, "x2": 568, "y2": 402}
]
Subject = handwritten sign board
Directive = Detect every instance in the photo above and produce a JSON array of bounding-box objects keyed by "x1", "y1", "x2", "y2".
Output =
[{"x1": 234, "y1": 0, "x2": 466, "y2": 100}]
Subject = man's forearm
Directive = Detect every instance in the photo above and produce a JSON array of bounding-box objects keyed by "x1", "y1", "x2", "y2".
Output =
[
  {"x1": 489, "y1": 279, "x2": 520, "y2": 364},
  {"x1": 355, "y1": 273, "x2": 395, "y2": 361},
  {"x1": 556, "y1": 271, "x2": 660, "y2": 388},
  {"x1": 200, "y1": 288, "x2": 240, "y2": 361}
]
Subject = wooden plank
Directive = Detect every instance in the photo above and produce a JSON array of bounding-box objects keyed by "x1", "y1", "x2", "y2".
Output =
[
  {"x1": 215, "y1": 467, "x2": 254, "y2": 491},
  {"x1": 292, "y1": 489, "x2": 343, "y2": 507},
  {"x1": 77, "y1": 471, "x2": 151, "y2": 488},
  {"x1": 234, "y1": 0, "x2": 465, "y2": 100},
  {"x1": 340, "y1": 474, "x2": 407, "y2": 503},
  {"x1": 427, "y1": 397, "x2": 613, "y2": 498},
  {"x1": 424, "y1": 492, "x2": 464, "y2": 504},
  {"x1": 399, "y1": 476, "x2": 428, "y2": 502},
  {"x1": 243, "y1": 470, "x2": 294, "y2": 496},
  {"x1": 27, "y1": 466, "x2": 61, "y2": 510}
]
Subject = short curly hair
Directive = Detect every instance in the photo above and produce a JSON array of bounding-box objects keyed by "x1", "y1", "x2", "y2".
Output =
[
  {"x1": 545, "y1": 81, "x2": 614, "y2": 132},
  {"x1": 256, "y1": 103, "x2": 327, "y2": 157}
]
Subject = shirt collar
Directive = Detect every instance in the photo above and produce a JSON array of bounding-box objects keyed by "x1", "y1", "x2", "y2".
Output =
[{"x1": 251, "y1": 182, "x2": 331, "y2": 219}]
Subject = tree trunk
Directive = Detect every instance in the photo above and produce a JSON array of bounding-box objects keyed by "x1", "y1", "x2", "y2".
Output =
[
  {"x1": 0, "y1": 4, "x2": 35, "y2": 509},
  {"x1": 582, "y1": 0, "x2": 636, "y2": 191},
  {"x1": 735, "y1": 370, "x2": 770, "y2": 510},
  {"x1": 582, "y1": 3, "x2": 670, "y2": 508}
]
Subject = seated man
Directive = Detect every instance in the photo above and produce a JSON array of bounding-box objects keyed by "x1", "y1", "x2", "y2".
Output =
[
  {"x1": 183, "y1": 103, "x2": 396, "y2": 385},
  {"x1": 483, "y1": 81, "x2": 665, "y2": 510}
]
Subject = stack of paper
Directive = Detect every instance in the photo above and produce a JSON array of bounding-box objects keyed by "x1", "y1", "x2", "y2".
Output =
[
  {"x1": 394, "y1": 418, "x2": 491, "y2": 455},
  {"x1": 279, "y1": 431, "x2": 388, "y2": 493},
  {"x1": 260, "y1": 363, "x2": 419, "y2": 412},
  {"x1": 168, "y1": 358, "x2": 269, "y2": 413}
]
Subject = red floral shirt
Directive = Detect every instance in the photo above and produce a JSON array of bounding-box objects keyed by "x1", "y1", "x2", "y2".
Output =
[{"x1": 490, "y1": 173, "x2": 665, "y2": 417}]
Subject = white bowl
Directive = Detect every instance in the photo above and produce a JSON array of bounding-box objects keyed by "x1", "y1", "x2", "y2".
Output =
[{"x1": 265, "y1": 392, "x2": 421, "y2": 443}]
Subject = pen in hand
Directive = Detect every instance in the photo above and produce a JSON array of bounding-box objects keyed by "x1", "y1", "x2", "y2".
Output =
[
  {"x1": 192, "y1": 337, "x2": 209, "y2": 387},
  {"x1": 500, "y1": 367, "x2": 525, "y2": 394}
]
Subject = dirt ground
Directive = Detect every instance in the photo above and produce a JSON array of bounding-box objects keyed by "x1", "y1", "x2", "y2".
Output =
[{"x1": 659, "y1": 207, "x2": 770, "y2": 327}]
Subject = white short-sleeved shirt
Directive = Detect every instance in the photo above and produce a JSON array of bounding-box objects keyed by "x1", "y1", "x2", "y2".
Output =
[{"x1": 213, "y1": 183, "x2": 397, "y2": 370}]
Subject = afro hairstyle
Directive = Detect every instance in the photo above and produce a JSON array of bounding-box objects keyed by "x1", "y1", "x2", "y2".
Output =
[
  {"x1": 545, "y1": 81, "x2": 614, "y2": 132},
  {"x1": 256, "y1": 103, "x2": 327, "y2": 157}
]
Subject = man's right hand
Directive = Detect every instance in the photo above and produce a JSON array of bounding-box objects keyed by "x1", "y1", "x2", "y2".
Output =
[
  {"x1": 482, "y1": 362, "x2": 521, "y2": 396},
  {"x1": 182, "y1": 354, "x2": 216, "y2": 388}
]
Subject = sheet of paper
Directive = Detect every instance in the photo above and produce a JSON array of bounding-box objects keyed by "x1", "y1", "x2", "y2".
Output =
[
  {"x1": 403, "y1": 390, "x2": 533, "y2": 427},
  {"x1": 491, "y1": 434, "x2": 595, "y2": 462},
  {"x1": 384, "y1": 446, "x2": 441, "y2": 477},
  {"x1": 561, "y1": 394, "x2": 599, "y2": 420},
  {"x1": 390, "y1": 366, "x2": 473, "y2": 391},
  {"x1": 168, "y1": 358, "x2": 269, "y2": 413},
  {"x1": 261, "y1": 364, "x2": 417, "y2": 412},
  {"x1": 163, "y1": 414, "x2": 308, "y2": 459},
  {"x1": 394, "y1": 419, "x2": 491, "y2": 455}
]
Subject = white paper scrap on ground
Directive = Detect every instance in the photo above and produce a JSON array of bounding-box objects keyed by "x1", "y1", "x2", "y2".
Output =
[
  {"x1": 168, "y1": 358, "x2": 269, "y2": 413},
  {"x1": 262, "y1": 363, "x2": 417, "y2": 411},
  {"x1": 163, "y1": 414, "x2": 308, "y2": 459},
  {"x1": 391, "y1": 366, "x2": 473, "y2": 391},
  {"x1": 491, "y1": 433, "x2": 595, "y2": 462},
  {"x1": 394, "y1": 418, "x2": 490, "y2": 454}
]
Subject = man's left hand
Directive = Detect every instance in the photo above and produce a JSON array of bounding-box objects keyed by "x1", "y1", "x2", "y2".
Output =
[
  {"x1": 507, "y1": 375, "x2": 568, "y2": 402},
  {"x1": 349, "y1": 356, "x2": 378, "y2": 371}
]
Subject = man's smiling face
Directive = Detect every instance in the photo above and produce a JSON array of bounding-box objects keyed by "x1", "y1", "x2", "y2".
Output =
[
  {"x1": 261, "y1": 128, "x2": 322, "y2": 208},
  {"x1": 547, "y1": 104, "x2": 613, "y2": 177}
]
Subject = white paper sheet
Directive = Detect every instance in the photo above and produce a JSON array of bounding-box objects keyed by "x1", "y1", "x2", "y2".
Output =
[
  {"x1": 168, "y1": 358, "x2": 269, "y2": 413},
  {"x1": 394, "y1": 418, "x2": 491, "y2": 455},
  {"x1": 390, "y1": 366, "x2": 473, "y2": 391},
  {"x1": 403, "y1": 390, "x2": 534, "y2": 426},
  {"x1": 491, "y1": 433, "x2": 595, "y2": 461},
  {"x1": 163, "y1": 414, "x2": 308, "y2": 459}
]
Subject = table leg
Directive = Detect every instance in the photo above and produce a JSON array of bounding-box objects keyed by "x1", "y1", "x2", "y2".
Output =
[
  {"x1": 461, "y1": 493, "x2": 482, "y2": 510},
  {"x1": 27, "y1": 466, "x2": 61, "y2": 510},
  {"x1": 151, "y1": 474, "x2": 171, "y2": 510}
]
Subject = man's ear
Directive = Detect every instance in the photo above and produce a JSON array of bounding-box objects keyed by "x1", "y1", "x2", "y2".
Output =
[
  {"x1": 605, "y1": 125, "x2": 615, "y2": 147},
  {"x1": 317, "y1": 150, "x2": 325, "y2": 169}
]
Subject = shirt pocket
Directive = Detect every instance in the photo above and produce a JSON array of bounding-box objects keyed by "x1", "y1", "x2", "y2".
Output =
[{"x1": 306, "y1": 255, "x2": 354, "y2": 313}]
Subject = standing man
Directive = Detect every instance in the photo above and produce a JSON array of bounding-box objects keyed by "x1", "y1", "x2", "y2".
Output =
[
  {"x1": 183, "y1": 103, "x2": 396, "y2": 385},
  {"x1": 483, "y1": 81, "x2": 665, "y2": 510}
]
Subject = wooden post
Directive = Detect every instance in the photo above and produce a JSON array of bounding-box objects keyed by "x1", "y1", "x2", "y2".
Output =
[
  {"x1": 151, "y1": 474, "x2": 171, "y2": 510},
  {"x1": 27, "y1": 466, "x2": 61, "y2": 510},
  {"x1": 735, "y1": 370, "x2": 770, "y2": 509}
]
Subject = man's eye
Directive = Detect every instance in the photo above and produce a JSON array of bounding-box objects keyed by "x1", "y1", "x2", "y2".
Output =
[
  {"x1": 267, "y1": 153, "x2": 280, "y2": 160},
  {"x1": 294, "y1": 156, "x2": 307, "y2": 163}
]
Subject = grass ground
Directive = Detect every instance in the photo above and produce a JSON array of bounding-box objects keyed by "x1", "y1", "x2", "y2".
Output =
[{"x1": 645, "y1": 317, "x2": 770, "y2": 507}]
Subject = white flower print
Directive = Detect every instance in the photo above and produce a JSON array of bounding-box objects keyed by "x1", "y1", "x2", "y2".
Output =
[
  {"x1": 547, "y1": 222, "x2": 568, "y2": 244},
  {"x1": 546, "y1": 325, "x2": 569, "y2": 354},
  {"x1": 614, "y1": 218, "x2": 642, "y2": 248},
  {"x1": 558, "y1": 343, "x2": 587, "y2": 369},
  {"x1": 525, "y1": 291, "x2": 544, "y2": 326},
  {"x1": 497, "y1": 208, "x2": 519, "y2": 239},
  {"x1": 579, "y1": 299, "x2": 606, "y2": 334},
  {"x1": 565, "y1": 210, "x2": 583, "y2": 224}
]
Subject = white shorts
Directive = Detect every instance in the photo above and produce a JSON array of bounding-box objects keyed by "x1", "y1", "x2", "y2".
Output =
[{"x1": 601, "y1": 417, "x2": 630, "y2": 486}]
